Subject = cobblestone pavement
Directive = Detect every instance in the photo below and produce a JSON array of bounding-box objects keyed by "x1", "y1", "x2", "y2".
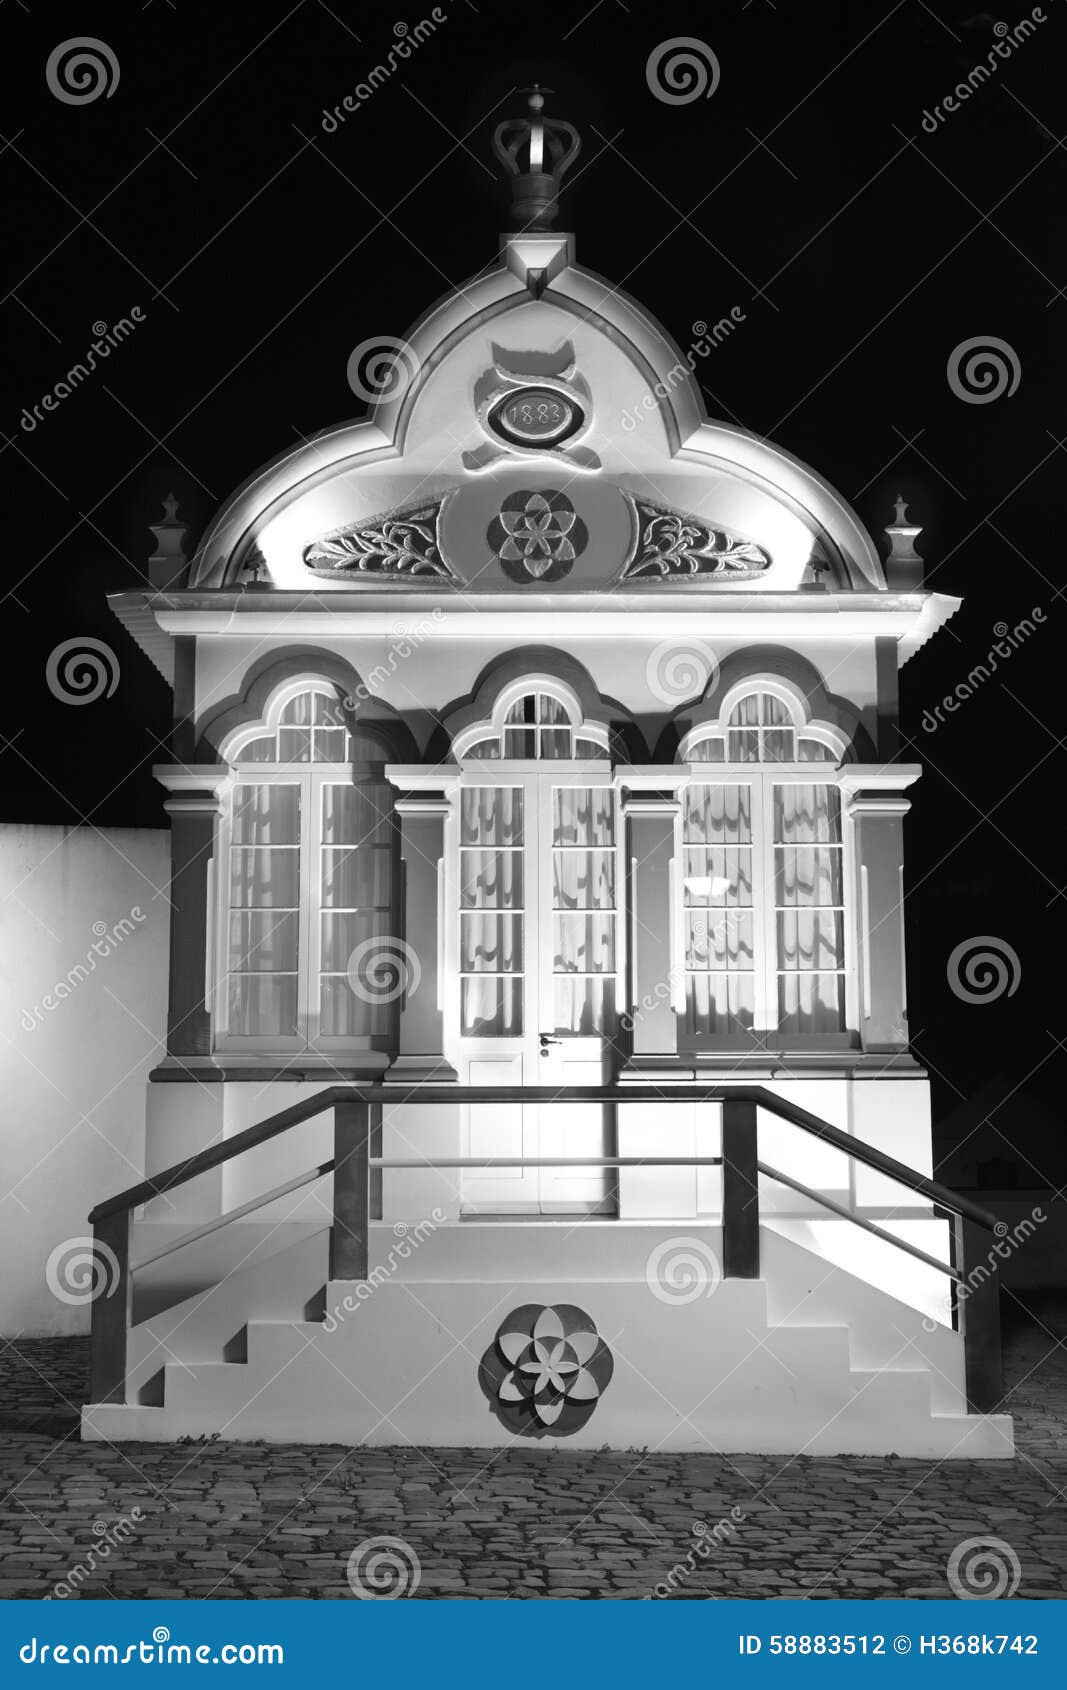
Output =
[{"x1": 0, "y1": 1304, "x2": 1064, "y2": 1600}]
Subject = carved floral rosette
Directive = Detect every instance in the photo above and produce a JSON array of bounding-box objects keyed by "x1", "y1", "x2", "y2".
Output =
[{"x1": 479, "y1": 1303, "x2": 613, "y2": 1435}]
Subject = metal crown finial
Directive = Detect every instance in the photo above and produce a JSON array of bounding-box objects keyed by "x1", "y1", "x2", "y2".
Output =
[{"x1": 492, "y1": 84, "x2": 581, "y2": 232}]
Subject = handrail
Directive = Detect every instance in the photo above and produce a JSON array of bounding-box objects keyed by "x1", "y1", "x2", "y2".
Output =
[
  {"x1": 86, "y1": 1081, "x2": 1005, "y2": 1417},
  {"x1": 758, "y1": 1160, "x2": 960, "y2": 1282},
  {"x1": 134, "y1": 1160, "x2": 335, "y2": 1273},
  {"x1": 89, "y1": 1083, "x2": 998, "y2": 1231}
]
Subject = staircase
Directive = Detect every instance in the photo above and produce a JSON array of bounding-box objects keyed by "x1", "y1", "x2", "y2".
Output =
[{"x1": 81, "y1": 1086, "x2": 1014, "y2": 1457}]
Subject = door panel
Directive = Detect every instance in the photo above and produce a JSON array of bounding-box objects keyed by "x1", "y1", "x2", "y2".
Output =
[{"x1": 456, "y1": 769, "x2": 619, "y2": 1215}]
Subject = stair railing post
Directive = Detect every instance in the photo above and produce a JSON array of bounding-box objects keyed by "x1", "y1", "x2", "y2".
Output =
[
  {"x1": 721, "y1": 1098, "x2": 760, "y2": 1279},
  {"x1": 953, "y1": 1214, "x2": 1003, "y2": 1414},
  {"x1": 330, "y1": 1096, "x2": 371, "y2": 1280},
  {"x1": 88, "y1": 1209, "x2": 133, "y2": 1404}
]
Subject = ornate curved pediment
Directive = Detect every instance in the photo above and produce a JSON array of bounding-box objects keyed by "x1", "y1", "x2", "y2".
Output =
[
  {"x1": 621, "y1": 498, "x2": 772, "y2": 581},
  {"x1": 303, "y1": 495, "x2": 458, "y2": 580}
]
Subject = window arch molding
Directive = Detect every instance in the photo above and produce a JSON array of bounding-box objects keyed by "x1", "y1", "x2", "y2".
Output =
[
  {"x1": 451, "y1": 673, "x2": 612, "y2": 762},
  {"x1": 677, "y1": 675, "x2": 850, "y2": 766},
  {"x1": 195, "y1": 649, "x2": 417, "y2": 766}
]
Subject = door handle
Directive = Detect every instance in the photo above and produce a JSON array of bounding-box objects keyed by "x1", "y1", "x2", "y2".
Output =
[{"x1": 539, "y1": 1033, "x2": 561, "y2": 1055}]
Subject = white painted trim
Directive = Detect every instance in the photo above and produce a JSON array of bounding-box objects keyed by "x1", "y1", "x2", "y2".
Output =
[
  {"x1": 204, "y1": 857, "x2": 216, "y2": 1016},
  {"x1": 860, "y1": 864, "x2": 872, "y2": 1022}
]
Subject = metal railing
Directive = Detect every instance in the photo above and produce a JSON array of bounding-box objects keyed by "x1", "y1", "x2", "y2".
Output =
[{"x1": 87, "y1": 1085, "x2": 1003, "y2": 1417}]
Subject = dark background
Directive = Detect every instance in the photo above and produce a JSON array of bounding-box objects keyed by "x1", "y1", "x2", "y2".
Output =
[{"x1": 1, "y1": 0, "x2": 1063, "y2": 1189}]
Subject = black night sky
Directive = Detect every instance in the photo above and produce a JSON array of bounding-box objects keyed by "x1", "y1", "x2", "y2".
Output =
[{"x1": 1, "y1": 0, "x2": 1063, "y2": 1178}]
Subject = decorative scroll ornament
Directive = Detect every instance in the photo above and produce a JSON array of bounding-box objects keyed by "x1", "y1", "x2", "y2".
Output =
[
  {"x1": 481, "y1": 1304, "x2": 613, "y2": 1433},
  {"x1": 303, "y1": 496, "x2": 457, "y2": 581},
  {"x1": 487, "y1": 489, "x2": 589, "y2": 584},
  {"x1": 622, "y1": 499, "x2": 772, "y2": 581}
]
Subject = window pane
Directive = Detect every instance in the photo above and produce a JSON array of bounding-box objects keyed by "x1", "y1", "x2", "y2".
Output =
[
  {"x1": 460, "y1": 787, "x2": 523, "y2": 846},
  {"x1": 778, "y1": 973, "x2": 846, "y2": 1035},
  {"x1": 688, "y1": 737, "x2": 725, "y2": 763},
  {"x1": 728, "y1": 695, "x2": 761, "y2": 728},
  {"x1": 683, "y1": 785, "x2": 751, "y2": 846},
  {"x1": 460, "y1": 912, "x2": 522, "y2": 972},
  {"x1": 278, "y1": 727, "x2": 312, "y2": 764},
  {"x1": 227, "y1": 974, "x2": 298, "y2": 1037},
  {"x1": 774, "y1": 784, "x2": 841, "y2": 844},
  {"x1": 762, "y1": 694, "x2": 791, "y2": 726},
  {"x1": 685, "y1": 973, "x2": 754, "y2": 1036},
  {"x1": 319, "y1": 975, "x2": 388, "y2": 1038},
  {"x1": 687, "y1": 910, "x2": 754, "y2": 969},
  {"x1": 762, "y1": 729, "x2": 795, "y2": 762},
  {"x1": 554, "y1": 913, "x2": 615, "y2": 974},
  {"x1": 314, "y1": 692, "x2": 346, "y2": 726},
  {"x1": 232, "y1": 784, "x2": 299, "y2": 845},
  {"x1": 777, "y1": 911, "x2": 845, "y2": 970},
  {"x1": 321, "y1": 784, "x2": 376, "y2": 845},
  {"x1": 553, "y1": 976, "x2": 616, "y2": 1036},
  {"x1": 229, "y1": 847, "x2": 299, "y2": 908},
  {"x1": 727, "y1": 728, "x2": 760, "y2": 762},
  {"x1": 320, "y1": 910, "x2": 391, "y2": 973},
  {"x1": 554, "y1": 851, "x2": 615, "y2": 910},
  {"x1": 776, "y1": 847, "x2": 843, "y2": 908},
  {"x1": 683, "y1": 847, "x2": 752, "y2": 908},
  {"x1": 539, "y1": 728, "x2": 572, "y2": 760},
  {"x1": 313, "y1": 727, "x2": 348, "y2": 763},
  {"x1": 280, "y1": 692, "x2": 313, "y2": 726},
  {"x1": 228, "y1": 910, "x2": 299, "y2": 972},
  {"x1": 465, "y1": 737, "x2": 501, "y2": 760},
  {"x1": 538, "y1": 695, "x2": 569, "y2": 725},
  {"x1": 553, "y1": 787, "x2": 614, "y2": 846},
  {"x1": 798, "y1": 737, "x2": 835, "y2": 763},
  {"x1": 505, "y1": 697, "x2": 536, "y2": 725},
  {"x1": 574, "y1": 737, "x2": 608, "y2": 761},
  {"x1": 235, "y1": 736, "x2": 275, "y2": 764},
  {"x1": 503, "y1": 727, "x2": 536, "y2": 759},
  {"x1": 321, "y1": 845, "x2": 392, "y2": 909},
  {"x1": 460, "y1": 849, "x2": 523, "y2": 910},
  {"x1": 461, "y1": 976, "x2": 522, "y2": 1036}
]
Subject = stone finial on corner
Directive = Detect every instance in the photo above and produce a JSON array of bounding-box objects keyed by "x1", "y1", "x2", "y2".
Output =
[
  {"x1": 148, "y1": 493, "x2": 189, "y2": 591},
  {"x1": 883, "y1": 494, "x2": 924, "y2": 590}
]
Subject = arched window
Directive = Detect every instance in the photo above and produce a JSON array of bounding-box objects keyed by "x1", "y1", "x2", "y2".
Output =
[
  {"x1": 453, "y1": 680, "x2": 610, "y2": 763},
  {"x1": 215, "y1": 682, "x2": 395, "y2": 1051},
  {"x1": 678, "y1": 684, "x2": 852, "y2": 1049}
]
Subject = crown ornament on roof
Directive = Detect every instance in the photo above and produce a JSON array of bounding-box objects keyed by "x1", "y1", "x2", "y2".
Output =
[{"x1": 492, "y1": 85, "x2": 581, "y2": 231}]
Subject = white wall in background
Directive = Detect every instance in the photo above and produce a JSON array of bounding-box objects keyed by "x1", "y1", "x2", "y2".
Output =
[{"x1": 0, "y1": 825, "x2": 169, "y2": 1335}]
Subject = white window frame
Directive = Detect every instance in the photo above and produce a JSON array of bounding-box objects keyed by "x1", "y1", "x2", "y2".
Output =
[
  {"x1": 678, "y1": 681, "x2": 857, "y2": 1051},
  {"x1": 213, "y1": 680, "x2": 388, "y2": 1055}
]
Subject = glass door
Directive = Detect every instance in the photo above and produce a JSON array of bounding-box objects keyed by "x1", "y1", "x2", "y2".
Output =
[{"x1": 453, "y1": 769, "x2": 620, "y2": 1214}]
